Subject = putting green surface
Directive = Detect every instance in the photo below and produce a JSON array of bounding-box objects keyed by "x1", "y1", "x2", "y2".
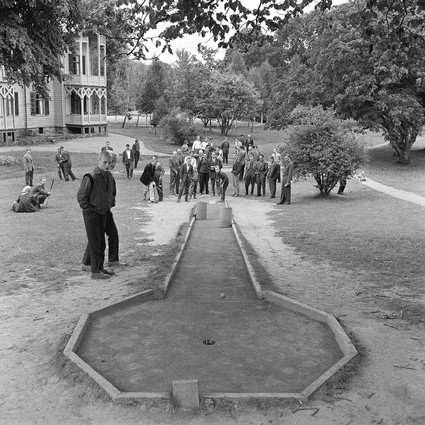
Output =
[{"x1": 77, "y1": 204, "x2": 343, "y2": 394}]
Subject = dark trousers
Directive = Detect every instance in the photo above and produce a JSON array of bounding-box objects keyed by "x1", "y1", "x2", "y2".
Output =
[
  {"x1": 170, "y1": 172, "x2": 179, "y2": 194},
  {"x1": 256, "y1": 173, "x2": 266, "y2": 196},
  {"x1": 63, "y1": 162, "x2": 76, "y2": 181},
  {"x1": 199, "y1": 172, "x2": 209, "y2": 194},
  {"x1": 190, "y1": 179, "x2": 198, "y2": 198},
  {"x1": 134, "y1": 151, "x2": 140, "y2": 168},
  {"x1": 239, "y1": 164, "x2": 245, "y2": 181},
  {"x1": 178, "y1": 179, "x2": 190, "y2": 200},
  {"x1": 221, "y1": 180, "x2": 229, "y2": 201},
  {"x1": 338, "y1": 178, "x2": 346, "y2": 194},
  {"x1": 82, "y1": 210, "x2": 107, "y2": 273},
  {"x1": 279, "y1": 184, "x2": 291, "y2": 204},
  {"x1": 269, "y1": 178, "x2": 278, "y2": 198},
  {"x1": 25, "y1": 170, "x2": 33, "y2": 186},
  {"x1": 223, "y1": 151, "x2": 229, "y2": 164},
  {"x1": 125, "y1": 163, "x2": 134, "y2": 179},
  {"x1": 154, "y1": 177, "x2": 163, "y2": 200},
  {"x1": 245, "y1": 176, "x2": 255, "y2": 194}
]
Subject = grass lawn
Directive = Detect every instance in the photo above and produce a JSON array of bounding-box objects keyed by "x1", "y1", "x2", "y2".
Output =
[
  {"x1": 0, "y1": 153, "x2": 178, "y2": 297},
  {"x1": 363, "y1": 143, "x2": 425, "y2": 197},
  {"x1": 109, "y1": 120, "x2": 282, "y2": 158},
  {"x1": 265, "y1": 178, "x2": 425, "y2": 324}
]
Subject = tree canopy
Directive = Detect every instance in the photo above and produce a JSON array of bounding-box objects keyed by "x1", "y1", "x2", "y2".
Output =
[
  {"x1": 0, "y1": 0, "x2": 82, "y2": 93},
  {"x1": 4, "y1": 0, "x2": 424, "y2": 91},
  {"x1": 266, "y1": 1, "x2": 425, "y2": 163}
]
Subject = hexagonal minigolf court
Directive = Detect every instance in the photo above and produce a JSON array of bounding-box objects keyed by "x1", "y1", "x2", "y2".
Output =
[{"x1": 65, "y1": 202, "x2": 357, "y2": 402}]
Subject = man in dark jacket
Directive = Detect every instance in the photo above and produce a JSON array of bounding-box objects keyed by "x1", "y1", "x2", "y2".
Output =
[
  {"x1": 221, "y1": 137, "x2": 230, "y2": 164},
  {"x1": 77, "y1": 150, "x2": 115, "y2": 279},
  {"x1": 61, "y1": 147, "x2": 77, "y2": 181},
  {"x1": 177, "y1": 156, "x2": 194, "y2": 202},
  {"x1": 132, "y1": 139, "x2": 140, "y2": 168},
  {"x1": 198, "y1": 152, "x2": 210, "y2": 195},
  {"x1": 122, "y1": 144, "x2": 135, "y2": 179},
  {"x1": 81, "y1": 152, "x2": 127, "y2": 270},
  {"x1": 55, "y1": 147, "x2": 65, "y2": 180},
  {"x1": 140, "y1": 155, "x2": 158, "y2": 203},
  {"x1": 277, "y1": 155, "x2": 294, "y2": 205},
  {"x1": 254, "y1": 155, "x2": 268, "y2": 196},
  {"x1": 12, "y1": 186, "x2": 38, "y2": 212},
  {"x1": 267, "y1": 156, "x2": 280, "y2": 198},
  {"x1": 30, "y1": 177, "x2": 51, "y2": 207}
]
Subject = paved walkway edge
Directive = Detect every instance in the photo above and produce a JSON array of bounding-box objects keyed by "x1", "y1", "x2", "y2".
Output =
[{"x1": 361, "y1": 178, "x2": 425, "y2": 208}]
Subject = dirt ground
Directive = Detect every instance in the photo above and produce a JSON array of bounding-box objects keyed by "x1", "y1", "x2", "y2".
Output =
[{"x1": 1, "y1": 136, "x2": 425, "y2": 425}]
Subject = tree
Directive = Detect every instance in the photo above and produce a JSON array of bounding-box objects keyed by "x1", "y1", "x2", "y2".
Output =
[
  {"x1": 197, "y1": 73, "x2": 262, "y2": 135},
  {"x1": 281, "y1": 106, "x2": 365, "y2": 197},
  {"x1": 137, "y1": 60, "x2": 171, "y2": 116},
  {"x1": 267, "y1": 2, "x2": 425, "y2": 164},
  {"x1": 311, "y1": 2, "x2": 425, "y2": 164},
  {"x1": 0, "y1": 0, "x2": 82, "y2": 93}
]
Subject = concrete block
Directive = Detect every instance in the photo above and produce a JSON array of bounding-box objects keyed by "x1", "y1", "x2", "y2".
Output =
[
  {"x1": 172, "y1": 379, "x2": 200, "y2": 408},
  {"x1": 219, "y1": 207, "x2": 232, "y2": 228},
  {"x1": 195, "y1": 202, "x2": 207, "y2": 220}
]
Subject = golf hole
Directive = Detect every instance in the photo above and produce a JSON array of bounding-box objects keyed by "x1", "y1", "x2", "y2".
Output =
[{"x1": 203, "y1": 338, "x2": 216, "y2": 345}]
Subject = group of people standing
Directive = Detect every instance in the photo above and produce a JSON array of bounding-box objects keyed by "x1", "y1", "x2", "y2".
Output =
[{"x1": 136, "y1": 134, "x2": 294, "y2": 206}]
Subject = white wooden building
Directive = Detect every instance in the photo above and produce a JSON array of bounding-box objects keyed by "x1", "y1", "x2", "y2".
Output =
[{"x1": 0, "y1": 34, "x2": 108, "y2": 144}]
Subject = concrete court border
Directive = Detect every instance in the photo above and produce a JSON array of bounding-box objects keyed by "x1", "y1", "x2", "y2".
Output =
[{"x1": 64, "y1": 201, "x2": 357, "y2": 403}]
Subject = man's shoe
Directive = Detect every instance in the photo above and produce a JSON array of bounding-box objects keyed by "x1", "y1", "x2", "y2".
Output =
[
  {"x1": 107, "y1": 261, "x2": 128, "y2": 267},
  {"x1": 81, "y1": 264, "x2": 90, "y2": 272},
  {"x1": 151, "y1": 200, "x2": 158, "y2": 203},
  {"x1": 101, "y1": 268, "x2": 115, "y2": 275},
  {"x1": 91, "y1": 272, "x2": 111, "y2": 280},
  {"x1": 277, "y1": 202, "x2": 284, "y2": 205},
  {"x1": 177, "y1": 198, "x2": 181, "y2": 203},
  {"x1": 185, "y1": 199, "x2": 189, "y2": 202}
]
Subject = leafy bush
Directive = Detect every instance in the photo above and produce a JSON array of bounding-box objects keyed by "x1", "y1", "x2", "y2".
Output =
[
  {"x1": 159, "y1": 113, "x2": 197, "y2": 145},
  {"x1": 0, "y1": 156, "x2": 20, "y2": 166},
  {"x1": 280, "y1": 106, "x2": 365, "y2": 197}
]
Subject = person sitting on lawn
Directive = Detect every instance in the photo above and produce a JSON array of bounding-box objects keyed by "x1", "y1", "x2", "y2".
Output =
[
  {"x1": 30, "y1": 177, "x2": 51, "y2": 207},
  {"x1": 11, "y1": 186, "x2": 38, "y2": 213}
]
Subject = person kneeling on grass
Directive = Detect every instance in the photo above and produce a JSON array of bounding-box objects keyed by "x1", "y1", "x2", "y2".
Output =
[
  {"x1": 30, "y1": 177, "x2": 51, "y2": 207},
  {"x1": 11, "y1": 186, "x2": 38, "y2": 213}
]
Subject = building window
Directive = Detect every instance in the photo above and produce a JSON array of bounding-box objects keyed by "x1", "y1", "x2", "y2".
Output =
[
  {"x1": 83, "y1": 96, "x2": 89, "y2": 115},
  {"x1": 14, "y1": 92, "x2": 19, "y2": 116},
  {"x1": 5, "y1": 95, "x2": 13, "y2": 116},
  {"x1": 30, "y1": 92, "x2": 49, "y2": 115},
  {"x1": 0, "y1": 99, "x2": 3, "y2": 117},
  {"x1": 100, "y1": 97, "x2": 106, "y2": 114},
  {"x1": 100, "y1": 45, "x2": 105, "y2": 76},
  {"x1": 91, "y1": 94, "x2": 99, "y2": 114},
  {"x1": 91, "y1": 47, "x2": 98, "y2": 76},
  {"x1": 68, "y1": 54, "x2": 80, "y2": 75},
  {"x1": 71, "y1": 92, "x2": 81, "y2": 114}
]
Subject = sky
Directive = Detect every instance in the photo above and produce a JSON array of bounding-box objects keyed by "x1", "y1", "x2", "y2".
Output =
[{"x1": 141, "y1": 0, "x2": 348, "y2": 64}]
